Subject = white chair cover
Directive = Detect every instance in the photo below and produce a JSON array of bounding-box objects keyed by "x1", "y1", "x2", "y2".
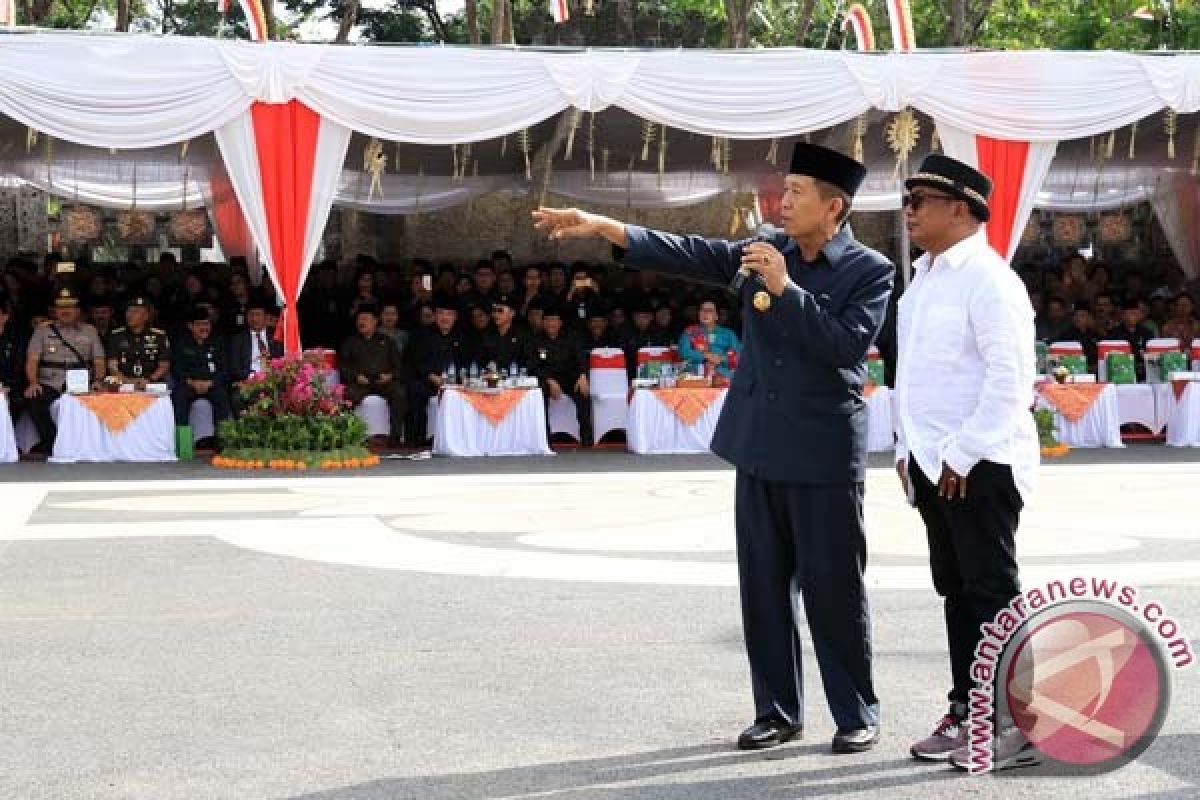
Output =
[
  {"x1": 15, "y1": 408, "x2": 39, "y2": 453},
  {"x1": 356, "y1": 394, "x2": 391, "y2": 436},
  {"x1": 1167, "y1": 382, "x2": 1200, "y2": 447},
  {"x1": 50, "y1": 394, "x2": 177, "y2": 463},
  {"x1": 0, "y1": 393, "x2": 19, "y2": 463},
  {"x1": 866, "y1": 386, "x2": 894, "y2": 452},
  {"x1": 1043, "y1": 383, "x2": 1123, "y2": 448},
  {"x1": 1114, "y1": 384, "x2": 1158, "y2": 432},
  {"x1": 589, "y1": 347, "x2": 629, "y2": 442},
  {"x1": 626, "y1": 388, "x2": 726, "y2": 455},
  {"x1": 433, "y1": 388, "x2": 553, "y2": 457},
  {"x1": 189, "y1": 398, "x2": 215, "y2": 440},
  {"x1": 547, "y1": 393, "x2": 581, "y2": 441}
]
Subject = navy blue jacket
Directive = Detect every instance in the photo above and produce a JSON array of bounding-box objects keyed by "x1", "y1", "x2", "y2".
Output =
[{"x1": 617, "y1": 224, "x2": 895, "y2": 484}]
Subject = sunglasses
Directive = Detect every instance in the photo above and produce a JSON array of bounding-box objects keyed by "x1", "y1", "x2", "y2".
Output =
[{"x1": 902, "y1": 191, "x2": 959, "y2": 211}]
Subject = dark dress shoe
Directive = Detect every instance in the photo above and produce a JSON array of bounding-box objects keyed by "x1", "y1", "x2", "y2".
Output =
[
  {"x1": 737, "y1": 719, "x2": 803, "y2": 750},
  {"x1": 832, "y1": 725, "x2": 879, "y2": 754}
]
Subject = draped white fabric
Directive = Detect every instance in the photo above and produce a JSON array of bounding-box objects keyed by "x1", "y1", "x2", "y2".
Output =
[
  {"x1": 7, "y1": 35, "x2": 1200, "y2": 148},
  {"x1": 49, "y1": 394, "x2": 177, "y2": 463},
  {"x1": 1039, "y1": 384, "x2": 1124, "y2": 448},
  {"x1": 299, "y1": 115, "x2": 353, "y2": 293},
  {"x1": 432, "y1": 388, "x2": 553, "y2": 457},
  {"x1": 1167, "y1": 382, "x2": 1200, "y2": 447},
  {"x1": 935, "y1": 121, "x2": 1059, "y2": 262},
  {"x1": 626, "y1": 389, "x2": 726, "y2": 455},
  {"x1": 1114, "y1": 384, "x2": 1160, "y2": 433},
  {"x1": 1150, "y1": 171, "x2": 1200, "y2": 280},
  {"x1": 213, "y1": 110, "x2": 274, "y2": 285},
  {"x1": 0, "y1": 393, "x2": 18, "y2": 464}
]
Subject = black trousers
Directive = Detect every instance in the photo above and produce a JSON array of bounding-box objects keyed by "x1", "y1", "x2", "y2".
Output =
[
  {"x1": 910, "y1": 460, "x2": 1022, "y2": 706},
  {"x1": 172, "y1": 381, "x2": 231, "y2": 427},
  {"x1": 540, "y1": 381, "x2": 593, "y2": 445},
  {"x1": 735, "y1": 472, "x2": 879, "y2": 732},
  {"x1": 407, "y1": 378, "x2": 435, "y2": 443},
  {"x1": 26, "y1": 384, "x2": 62, "y2": 448}
]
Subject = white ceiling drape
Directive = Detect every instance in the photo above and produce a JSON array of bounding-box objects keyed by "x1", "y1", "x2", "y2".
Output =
[{"x1": 4, "y1": 34, "x2": 1200, "y2": 149}]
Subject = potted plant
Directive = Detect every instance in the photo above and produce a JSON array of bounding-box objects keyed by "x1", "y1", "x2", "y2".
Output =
[{"x1": 214, "y1": 352, "x2": 379, "y2": 470}]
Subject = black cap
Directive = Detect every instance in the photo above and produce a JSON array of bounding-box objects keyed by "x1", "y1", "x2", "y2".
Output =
[
  {"x1": 1121, "y1": 296, "x2": 1142, "y2": 312},
  {"x1": 1073, "y1": 301, "x2": 1092, "y2": 313},
  {"x1": 541, "y1": 300, "x2": 565, "y2": 319},
  {"x1": 491, "y1": 293, "x2": 517, "y2": 311},
  {"x1": 246, "y1": 292, "x2": 275, "y2": 313},
  {"x1": 187, "y1": 306, "x2": 211, "y2": 323},
  {"x1": 86, "y1": 293, "x2": 115, "y2": 310},
  {"x1": 585, "y1": 299, "x2": 609, "y2": 320},
  {"x1": 126, "y1": 295, "x2": 152, "y2": 309},
  {"x1": 432, "y1": 291, "x2": 458, "y2": 312},
  {"x1": 789, "y1": 142, "x2": 868, "y2": 197},
  {"x1": 905, "y1": 154, "x2": 993, "y2": 223},
  {"x1": 53, "y1": 287, "x2": 80, "y2": 308},
  {"x1": 355, "y1": 303, "x2": 381, "y2": 318}
]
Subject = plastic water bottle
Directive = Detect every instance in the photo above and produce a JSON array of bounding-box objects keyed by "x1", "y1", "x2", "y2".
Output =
[
  {"x1": 509, "y1": 361, "x2": 519, "y2": 382},
  {"x1": 469, "y1": 362, "x2": 479, "y2": 381},
  {"x1": 442, "y1": 366, "x2": 451, "y2": 385}
]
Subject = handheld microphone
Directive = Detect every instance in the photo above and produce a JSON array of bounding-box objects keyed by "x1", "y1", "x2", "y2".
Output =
[{"x1": 731, "y1": 223, "x2": 781, "y2": 291}]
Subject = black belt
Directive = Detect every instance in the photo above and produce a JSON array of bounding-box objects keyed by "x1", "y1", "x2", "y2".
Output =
[{"x1": 39, "y1": 361, "x2": 86, "y2": 369}]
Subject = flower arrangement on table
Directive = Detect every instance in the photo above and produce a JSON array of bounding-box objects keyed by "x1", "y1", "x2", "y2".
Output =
[
  {"x1": 214, "y1": 352, "x2": 379, "y2": 470},
  {"x1": 1034, "y1": 407, "x2": 1069, "y2": 458}
]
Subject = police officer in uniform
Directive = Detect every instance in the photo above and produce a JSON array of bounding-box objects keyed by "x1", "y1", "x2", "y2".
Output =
[
  {"x1": 108, "y1": 295, "x2": 171, "y2": 389},
  {"x1": 339, "y1": 304, "x2": 407, "y2": 445},
  {"x1": 533, "y1": 142, "x2": 894, "y2": 754},
  {"x1": 23, "y1": 288, "x2": 106, "y2": 451},
  {"x1": 480, "y1": 294, "x2": 535, "y2": 372},
  {"x1": 171, "y1": 306, "x2": 231, "y2": 429},
  {"x1": 531, "y1": 301, "x2": 592, "y2": 445}
]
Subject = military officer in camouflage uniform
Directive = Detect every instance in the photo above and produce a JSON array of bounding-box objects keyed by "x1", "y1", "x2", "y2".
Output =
[
  {"x1": 23, "y1": 288, "x2": 106, "y2": 451},
  {"x1": 107, "y1": 295, "x2": 171, "y2": 389},
  {"x1": 171, "y1": 306, "x2": 231, "y2": 428}
]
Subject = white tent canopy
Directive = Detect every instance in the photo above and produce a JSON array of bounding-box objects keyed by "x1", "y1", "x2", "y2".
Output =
[
  {"x1": 3, "y1": 31, "x2": 1200, "y2": 301},
  {"x1": 4, "y1": 33, "x2": 1200, "y2": 147}
]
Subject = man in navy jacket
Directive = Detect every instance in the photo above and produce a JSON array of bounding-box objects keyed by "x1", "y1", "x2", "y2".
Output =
[{"x1": 534, "y1": 142, "x2": 894, "y2": 755}]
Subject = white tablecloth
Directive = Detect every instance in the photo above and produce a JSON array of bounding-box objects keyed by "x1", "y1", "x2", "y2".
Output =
[
  {"x1": 1167, "y1": 382, "x2": 1200, "y2": 447},
  {"x1": 866, "y1": 386, "x2": 895, "y2": 452},
  {"x1": 1114, "y1": 384, "x2": 1159, "y2": 433},
  {"x1": 627, "y1": 388, "x2": 727, "y2": 455},
  {"x1": 50, "y1": 394, "x2": 177, "y2": 463},
  {"x1": 0, "y1": 393, "x2": 18, "y2": 463},
  {"x1": 433, "y1": 388, "x2": 553, "y2": 457},
  {"x1": 1039, "y1": 383, "x2": 1123, "y2": 448}
]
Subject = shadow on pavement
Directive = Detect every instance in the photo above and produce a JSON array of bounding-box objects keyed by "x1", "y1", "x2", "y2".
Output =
[{"x1": 283, "y1": 742, "x2": 960, "y2": 800}]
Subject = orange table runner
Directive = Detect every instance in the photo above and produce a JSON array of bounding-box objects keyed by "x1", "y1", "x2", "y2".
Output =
[
  {"x1": 652, "y1": 388, "x2": 725, "y2": 426},
  {"x1": 457, "y1": 389, "x2": 527, "y2": 426},
  {"x1": 75, "y1": 393, "x2": 159, "y2": 434},
  {"x1": 1037, "y1": 383, "x2": 1108, "y2": 423}
]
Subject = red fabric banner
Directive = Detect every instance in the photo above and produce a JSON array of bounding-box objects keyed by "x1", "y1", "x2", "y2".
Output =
[
  {"x1": 251, "y1": 100, "x2": 320, "y2": 355},
  {"x1": 976, "y1": 135, "x2": 1030, "y2": 260},
  {"x1": 209, "y1": 167, "x2": 255, "y2": 264}
]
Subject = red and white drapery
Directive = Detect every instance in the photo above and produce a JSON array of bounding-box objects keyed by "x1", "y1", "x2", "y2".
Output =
[
  {"x1": 215, "y1": 101, "x2": 351, "y2": 353},
  {"x1": 936, "y1": 123, "x2": 1058, "y2": 262}
]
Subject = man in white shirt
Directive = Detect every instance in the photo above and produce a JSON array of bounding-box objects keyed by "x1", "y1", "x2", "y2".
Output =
[{"x1": 894, "y1": 155, "x2": 1039, "y2": 770}]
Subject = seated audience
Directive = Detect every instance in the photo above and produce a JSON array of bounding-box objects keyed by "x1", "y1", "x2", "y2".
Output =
[
  {"x1": 339, "y1": 305, "x2": 408, "y2": 446},
  {"x1": 171, "y1": 306, "x2": 230, "y2": 436},
  {"x1": 678, "y1": 298, "x2": 741, "y2": 378}
]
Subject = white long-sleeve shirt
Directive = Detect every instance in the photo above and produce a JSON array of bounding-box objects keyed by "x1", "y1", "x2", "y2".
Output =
[{"x1": 894, "y1": 228, "x2": 1039, "y2": 503}]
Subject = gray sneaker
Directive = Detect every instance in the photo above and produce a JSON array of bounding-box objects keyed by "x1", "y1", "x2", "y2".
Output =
[
  {"x1": 910, "y1": 712, "x2": 967, "y2": 761},
  {"x1": 950, "y1": 725, "x2": 1043, "y2": 772}
]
